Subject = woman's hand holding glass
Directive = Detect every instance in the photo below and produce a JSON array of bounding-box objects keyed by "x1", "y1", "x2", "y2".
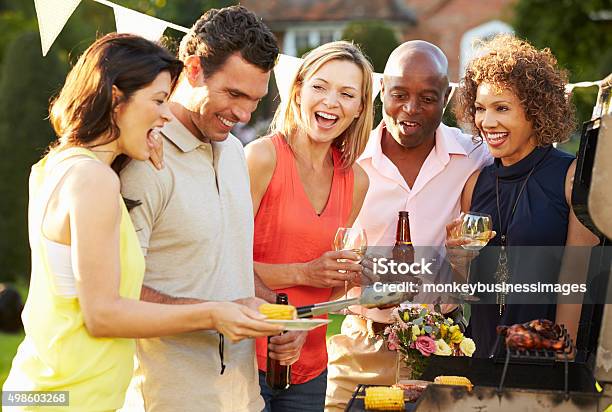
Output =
[
  {"x1": 446, "y1": 212, "x2": 495, "y2": 301},
  {"x1": 332, "y1": 228, "x2": 367, "y2": 314},
  {"x1": 299, "y1": 250, "x2": 362, "y2": 289}
]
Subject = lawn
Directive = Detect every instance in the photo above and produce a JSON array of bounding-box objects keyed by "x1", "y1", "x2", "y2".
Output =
[
  {"x1": 0, "y1": 280, "x2": 27, "y2": 389},
  {"x1": 326, "y1": 313, "x2": 345, "y2": 338},
  {"x1": 0, "y1": 331, "x2": 24, "y2": 386}
]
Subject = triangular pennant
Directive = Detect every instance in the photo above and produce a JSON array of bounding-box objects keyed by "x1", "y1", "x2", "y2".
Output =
[
  {"x1": 274, "y1": 54, "x2": 303, "y2": 102},
  {"x1": 113, "y1": 5, "x2": 168, "y2": 41},
  {"x1": 443, "y1": 84, "x2": 458, "y2": 112},
  {"x1": 371, "y1": 72, "x2": 384, "y2": 101},
  {"x1": 34, "y1": 0, "x2": 82, "y2": 56}
]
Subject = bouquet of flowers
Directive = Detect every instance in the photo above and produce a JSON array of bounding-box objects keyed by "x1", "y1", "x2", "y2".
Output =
[{"x1": 383, "y1": 305, "x2": 476, "y2": 380}]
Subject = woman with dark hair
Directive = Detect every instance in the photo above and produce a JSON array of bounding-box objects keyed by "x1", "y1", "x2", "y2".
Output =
[
  {"x1": 447, "y1": 34, "x2": 599, "y2": 358},
  {"x1": 3, "y1": 33, "x2": 281, "y2": 411}
]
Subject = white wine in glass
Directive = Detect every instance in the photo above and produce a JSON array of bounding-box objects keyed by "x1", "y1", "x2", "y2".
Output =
[
  {"x1": 457, "y1": 212, "x2": 492, "y2": 302},
  {"x1": 460, "y1": 212, "x2": 493, "y2": 251},
  {"x1": 333, "y1": 227, "x2": 367, "y2": 314}
]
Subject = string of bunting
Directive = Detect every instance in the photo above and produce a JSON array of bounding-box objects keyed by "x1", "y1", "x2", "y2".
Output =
[{"x1": 33, "y1": 0, "x2": 606, "y2": 104}]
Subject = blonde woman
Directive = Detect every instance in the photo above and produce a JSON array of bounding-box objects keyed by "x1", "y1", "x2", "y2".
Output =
[{"x1": 245, "y1": 41, "x2": 374, "y2": 411}]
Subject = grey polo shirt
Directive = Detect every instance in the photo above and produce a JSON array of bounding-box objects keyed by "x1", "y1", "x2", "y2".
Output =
[{"x1": 119, "y1": 115, "x2": 263, "y2": 412}]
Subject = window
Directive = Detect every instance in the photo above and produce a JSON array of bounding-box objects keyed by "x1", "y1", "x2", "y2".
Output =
[
  {"x1": 319, "y1": 30, "x2": 335, "y2": 44},
  {"x1": 295, "y1": 31, "x2": 310, "y2": 55}
]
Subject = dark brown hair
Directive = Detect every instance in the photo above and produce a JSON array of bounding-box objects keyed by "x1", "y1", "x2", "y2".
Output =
[
  {"x1": 50, "y1": 32, "x2": 183, "y2": 148},
  {"x1": 178, "y1": 5, "x2": 278, "y2": 77},
  {"x1": 455, "y1": 34, "x2": 574, "y2": 145}
]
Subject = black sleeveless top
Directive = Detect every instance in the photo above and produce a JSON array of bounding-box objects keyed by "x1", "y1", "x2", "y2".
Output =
[{"x1": 466, "y1": 146, "x2": 575, "y2": 358}]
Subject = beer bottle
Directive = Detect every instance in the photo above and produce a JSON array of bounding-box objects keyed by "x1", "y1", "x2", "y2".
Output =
[
  {"x1": 266, "y1": 293, "x2": 291, "y2": 390},
  {"x1": 393, "y1": 211, "x2": 414, "y2": 263}
]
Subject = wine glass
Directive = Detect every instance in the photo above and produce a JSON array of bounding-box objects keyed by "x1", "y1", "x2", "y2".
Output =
[
  {"x1": 460, "y1": 212, "x2": 493, "y2": 251},
  {"x1": 456, "y1": 212, "x2": 492, "y2": 301},
  {"x1": 333, "y1": 227, "x2": 367, "y2": 314}
]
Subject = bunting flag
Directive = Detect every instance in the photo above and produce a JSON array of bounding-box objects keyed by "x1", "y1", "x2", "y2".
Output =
[
  {"x1": 32, "y1": 0, "x2": 607, "y2": 112},
  {"x1": 34, "y1": 0, "x2": 82, "y2": 56},
  {"x1": 112, "y1": 4, "x2": 168, "y2": 41},
  {"x1": 444, "y1": 84, "x2": 458, "y2": 111},
  {"x1": 274, "y1": 54, "x2": 303, "y2": 102},
  {"x1": 565, "y1": 80, "x2": 602, "y2": 94},
  {"x1": 372, "y1": 73, "x2": 384, "y2": 101}
]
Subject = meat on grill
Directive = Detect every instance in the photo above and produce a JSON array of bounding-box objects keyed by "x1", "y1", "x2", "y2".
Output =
[{"x1": 496, "y1": 319, "x2": 565, "y2": 351}]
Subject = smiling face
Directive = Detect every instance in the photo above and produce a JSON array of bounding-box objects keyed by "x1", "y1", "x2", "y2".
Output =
[
  {"x1": 115, "y1": 71, "x2": 172, "y2": 160},
  {"x1": 381, "y1": 52, "x2": 449, "y2": 149},
  {"x1": 475, "y1": 82, "x2": 536, "y2": 166},
  {"x1": 186, "y1": 53, "x2": 270, "y2": 142},
  {"x1": 296, "y1": 59, "x2": 363, "y2": 143}
]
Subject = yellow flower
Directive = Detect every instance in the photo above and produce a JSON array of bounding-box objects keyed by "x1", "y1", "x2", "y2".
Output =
[
  {"x1": 440, "y1": 324, "x2": 448, "y2": 339},
  {"x1": 460, "y1": 337, "x2": 476, "y2": 357},
  {"x1": 403, "y1": 311, "x2": 410, "y2": 321},
  {"x1": 412, "y1": 325, "x2": 420, "y2": 340},
  {"x1": 434, "y1": 339, "x2": 452, "y2": 356},
  {"x1": 450, "y1": 329, "x2": 464, "y2": 344},
  {"x1": 449, "y1": 325, "x2": 459, "y2": 334}
]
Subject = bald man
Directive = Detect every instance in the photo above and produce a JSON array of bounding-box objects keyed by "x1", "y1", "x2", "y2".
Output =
[{"x1": 325, "y1": 41, "x2": 491, "y2": 410}]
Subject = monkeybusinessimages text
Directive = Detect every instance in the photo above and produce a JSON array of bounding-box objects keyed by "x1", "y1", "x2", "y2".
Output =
[{"x1": 371, "y1": 257, "x2": 587, "y2": 297}]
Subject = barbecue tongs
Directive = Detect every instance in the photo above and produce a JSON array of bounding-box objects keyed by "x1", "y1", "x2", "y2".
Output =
[{"x1": 296, "y1": 286, "x2": 413, "y2": 318}]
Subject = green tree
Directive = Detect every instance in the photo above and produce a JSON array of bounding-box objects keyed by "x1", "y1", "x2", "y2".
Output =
[
  {"x1": 342, "y1": 20, "x2": 400, "y2": 126},
  {"x1": 513, "y1": 0, "x2": 612, "y2": 153},
  {"x1": 0, "y1": 1, "x2": 36, "y2": 68},
  {"x1": 0, "y1": 1, "x2": 252, "y2": 281},
  {"x1": 109, "y1": 0, "x2": 237, "y2": 30},
  {"x1": 342, "y1": 20, "x2": 399, "y2": 73},
  {"x1": 0, "y1": 32, "x2": 66, "y2": 281}
]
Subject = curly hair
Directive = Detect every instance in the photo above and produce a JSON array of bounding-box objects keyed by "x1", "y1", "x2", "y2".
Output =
[
  {"x1": 179, "y1": 5, "x2": 278, "y2": 77},
  {"x1": 454, "y1": 34, "x2": 574, "y2": 145}
]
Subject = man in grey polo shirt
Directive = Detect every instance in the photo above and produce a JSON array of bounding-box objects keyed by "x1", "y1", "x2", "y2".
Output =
[{"x1": 119, "y1": 6, "x2": 305, "y2": 411}]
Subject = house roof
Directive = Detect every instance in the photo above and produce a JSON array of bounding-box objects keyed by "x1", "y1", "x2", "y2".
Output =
[{"x1": 241, "y1": 0, "x2": 417, "y2": 24}]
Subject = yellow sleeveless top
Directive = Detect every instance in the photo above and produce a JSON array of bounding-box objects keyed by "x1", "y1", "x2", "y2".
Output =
[{"x1": 3, "y1": 148, "x2": 145, "y2": 411}]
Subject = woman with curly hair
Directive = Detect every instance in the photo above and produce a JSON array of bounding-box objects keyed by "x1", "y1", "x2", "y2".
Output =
[{"x1": 448, "y1": 34, "x2": 598, "y2": 358}]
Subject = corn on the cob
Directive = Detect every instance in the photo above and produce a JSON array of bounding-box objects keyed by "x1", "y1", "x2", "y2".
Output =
[
  {"x1": 434, "y1": 376, "x2": 473, "y2": 391},
  {"x1": 258, "y1": 303, "x2": 296, "y2": 320},
  {"x1": 364, "y1": 386, "x2": 404, "y2": 411}
]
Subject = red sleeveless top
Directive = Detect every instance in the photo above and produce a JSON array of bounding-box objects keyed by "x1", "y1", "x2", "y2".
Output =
[{"x1": 254, "y1": 133, "x2": 354, "y2": 384}]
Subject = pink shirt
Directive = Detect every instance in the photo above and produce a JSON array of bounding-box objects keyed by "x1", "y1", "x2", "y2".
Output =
[
  {"x1": 352, "y1": 122, "x2": 491, "y2": 321},
  {"x1": 355, "y1": 122, "x2": 491, "y2": 247}
]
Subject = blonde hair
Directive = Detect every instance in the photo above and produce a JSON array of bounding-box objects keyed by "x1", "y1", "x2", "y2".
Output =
[{"x1": 270, "y1": 41, "x2": 374, "y2": 169}]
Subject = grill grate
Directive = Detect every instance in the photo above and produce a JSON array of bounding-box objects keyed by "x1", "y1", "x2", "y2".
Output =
[{"x1": 493, "y1": 324, "x2": 574, "y2": 396}]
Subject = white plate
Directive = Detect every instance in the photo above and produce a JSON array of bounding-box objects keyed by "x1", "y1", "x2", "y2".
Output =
[{"x1": 266, "y1": 319, "x2": 332, "y2": 331}]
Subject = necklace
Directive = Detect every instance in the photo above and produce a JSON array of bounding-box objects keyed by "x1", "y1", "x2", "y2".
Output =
[{"x1": 494, "y1": 165, "x2": 536, "y2": 315}]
